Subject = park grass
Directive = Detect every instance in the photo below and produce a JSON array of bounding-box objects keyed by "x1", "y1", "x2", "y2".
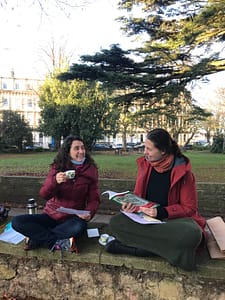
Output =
[
  {"x1": 185, "y1": 151, "x2": 225, "y2": 182},
  {"x1": 0, "y1": 150, "x2": 224, "y2": 182}
]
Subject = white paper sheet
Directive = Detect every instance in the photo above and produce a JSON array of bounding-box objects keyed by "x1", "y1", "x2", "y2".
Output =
[
  {"x1": 0, "y1": 228, "x2": 25, "y2": 244},
  {"x1": 87, "y1": 228, "x2": 100, "y2": 238},
  {"x1": 121, "y1": 211, "x2": 165, "y2": 224},
  {"x1": 56, "y1": 207, "x2": 90, "y2": 215}
]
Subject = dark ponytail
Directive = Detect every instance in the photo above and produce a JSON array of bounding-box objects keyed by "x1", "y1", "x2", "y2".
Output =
[{"x1": 147, "y1": 128, "x2": 182, "y2": 157}]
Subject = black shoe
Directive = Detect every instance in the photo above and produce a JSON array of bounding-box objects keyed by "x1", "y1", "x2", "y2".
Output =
[
  {"x1": 105, "y1": 239, "x2": 136, "y2": 255},
  {"x1": 105, "y1": 239, "x2": 154, "y2": 257},
  {"x1": 105, "y1": 239, "x2": 121, "y2": 254}
]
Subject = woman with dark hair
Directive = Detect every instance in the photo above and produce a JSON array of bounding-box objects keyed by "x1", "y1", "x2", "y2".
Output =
[
  {"x1": 106, "y1": 128, "x2": 206, "y2": 271},
  {"x1": 12, "y1": 135, "x2": 100, "y2": 251}
]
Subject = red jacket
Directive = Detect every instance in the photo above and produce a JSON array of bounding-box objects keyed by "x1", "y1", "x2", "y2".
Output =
[
  {"x1": 40, "y1": 163, "x2": 100, "y2": 221},
  {"x1": 134, "y1": 156, "x2": 206, "y2": 235}
]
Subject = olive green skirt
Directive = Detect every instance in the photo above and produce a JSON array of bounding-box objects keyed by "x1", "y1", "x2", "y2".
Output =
[{"x1": 109, "y1": 213, "x2": 203, "y2": 271}]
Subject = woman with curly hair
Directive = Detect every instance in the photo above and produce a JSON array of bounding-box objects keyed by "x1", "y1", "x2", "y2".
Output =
[{"x1": 12, "y1": 135, "x2": 100, "y2": 251}]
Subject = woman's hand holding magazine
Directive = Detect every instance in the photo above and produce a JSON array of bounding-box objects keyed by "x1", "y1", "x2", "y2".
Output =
[
  {"x1": 138, "y1": 203, "x2": 160, "y2": 218},
  {"x1": 122, "y1": 201, "x2": 159, "y2": 213},
  {"x1": 102, "y1": 190, "x2": 163, "y2": 224}
]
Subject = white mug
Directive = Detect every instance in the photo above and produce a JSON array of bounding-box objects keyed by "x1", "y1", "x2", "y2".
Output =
[
  {"x1": 65, "y1": 170, "x2": 75, "y2": 179},
  {"x1": 99, "y1": 234, "x2": 109, "y2": 246}
]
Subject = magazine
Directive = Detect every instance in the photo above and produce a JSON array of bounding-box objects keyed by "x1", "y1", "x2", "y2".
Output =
[{"x1": 102, "y1": 190, "x2": 156, "y2": 207}]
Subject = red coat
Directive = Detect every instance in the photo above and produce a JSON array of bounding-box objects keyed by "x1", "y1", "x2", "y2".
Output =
[
  {"x1": 134, "y1": 156, "x2": 206, "y2": 235},
  {"x1": 40, "y1": 163, "x2": 100, "y2": 221}
]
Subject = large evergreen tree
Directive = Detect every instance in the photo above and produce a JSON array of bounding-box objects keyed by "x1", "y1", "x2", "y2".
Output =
[{"x1": 58, "y1": 1, "x2": 225, "y2": 106}]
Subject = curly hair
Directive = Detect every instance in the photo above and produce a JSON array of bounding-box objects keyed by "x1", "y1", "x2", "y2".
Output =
[
  {"x1": 52, "y1": 135, "x2": 97, "y2": 171},
  {"x1": 147, "y1": 128, "x2": 183, "y2": 157}
]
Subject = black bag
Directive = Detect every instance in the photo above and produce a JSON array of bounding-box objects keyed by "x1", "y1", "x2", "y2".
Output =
[{"x1": 0, "y1": 205, "x2": 10, "y2": 224}]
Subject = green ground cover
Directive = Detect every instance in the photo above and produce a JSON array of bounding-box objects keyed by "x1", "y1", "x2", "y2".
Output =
[{"x1": 0, "y1": 151, "x2": 224, "y2": 182}]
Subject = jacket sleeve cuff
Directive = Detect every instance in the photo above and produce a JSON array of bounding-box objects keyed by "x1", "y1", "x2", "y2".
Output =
[{"x1": 156, "y1": 207, "x2": 168, "y2": 220}]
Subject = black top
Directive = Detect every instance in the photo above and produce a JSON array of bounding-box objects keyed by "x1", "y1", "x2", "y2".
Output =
[{"x1": 146, "y1": 167, "x2": 171, "y2": 220}]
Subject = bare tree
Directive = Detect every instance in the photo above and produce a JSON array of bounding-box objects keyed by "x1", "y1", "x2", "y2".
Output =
[
  {"x1": 0, "y1": 0, "x2": 92, "y2": 12},
  {"x1": 0, "y1": 0, "x2": 93, "y2": 20},
  {"x1": 38, "y1": 37, "x2": 74, "y2": 75},
  {"x1": 202, "y1": 87, "x2": 225, "y2": 149}
]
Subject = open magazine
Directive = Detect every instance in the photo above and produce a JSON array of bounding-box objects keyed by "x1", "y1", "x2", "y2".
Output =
[
  {"x1": 102, "y1": 190, "x2": 163, "y2": 224},
  {"x1": 102, "y1": 190, "x2": 159, "y2": 208}
]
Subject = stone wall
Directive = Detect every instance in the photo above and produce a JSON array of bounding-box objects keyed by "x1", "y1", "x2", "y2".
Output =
[
  {"x1": 0, "y1": 176, "x2": 225, "y2": 218},
  {"x1": 1, "y1": 254, "x2": 225, "y2": 300}
]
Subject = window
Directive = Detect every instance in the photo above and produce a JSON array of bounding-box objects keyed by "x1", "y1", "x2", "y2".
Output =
[
  {"x1": 27, "y1": 113, "x2": 34, "y2": 126},
  {"x1": 27, "y1": 99, "x2": 32, "y2": 107},
  {"x1": 2, "y1": 82, "x2": 7, "y2": 89},
  {"x1": 15, "y1": 97, "x2": 21, "y2": 109},
  {"x1": 26, "y1": 83, "x2": 32, "y2": 90},
  {"x1": 2, "y1": 98, "x2": 8, "y2": 107}
]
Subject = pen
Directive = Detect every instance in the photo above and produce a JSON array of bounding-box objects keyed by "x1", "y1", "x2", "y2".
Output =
[
  {"x1": 151, "y1": 204, "x2": 160, "y2": 209},
  {"x1": 137, "y1": 211, "x2": 144, "y2": 217}
]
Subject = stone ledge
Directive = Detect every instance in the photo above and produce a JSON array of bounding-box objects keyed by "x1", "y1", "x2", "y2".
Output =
[{"x1": 0, "y1": 223, "x2": 225, "y2": 281}]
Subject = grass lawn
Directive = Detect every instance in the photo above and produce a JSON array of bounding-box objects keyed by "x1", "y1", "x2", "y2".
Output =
[{"x1": 0, "y1": 150, "x2": 224, "y2": 182}]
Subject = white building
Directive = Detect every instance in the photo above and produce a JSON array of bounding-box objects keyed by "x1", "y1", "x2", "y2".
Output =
[
  {"x1": 0, "y1": 72, "x2": 209, "y2": 150},
  {"x1": 0, "y1": 72, "x2": 51, "y2": 148}
]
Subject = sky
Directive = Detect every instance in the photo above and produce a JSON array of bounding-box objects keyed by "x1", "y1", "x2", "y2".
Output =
[
  {"x1": 0, "y1": 0, "x2": 224, "y2": 106},
  {"x1": 0, "y1": 0, "x2": 134, "y2": 78},
  {"x1": 188, "y1": 70, "x2": 225, "y2": 107}
]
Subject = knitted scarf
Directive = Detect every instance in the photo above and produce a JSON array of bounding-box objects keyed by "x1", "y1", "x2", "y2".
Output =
[{"x1": 150, "y1": 154, "x2": 174, "y2": 173}]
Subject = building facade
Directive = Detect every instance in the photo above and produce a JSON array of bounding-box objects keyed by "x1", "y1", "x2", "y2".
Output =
[
  {"x1": 0, "y1": 73, "x2": 208, "y2": 150},
  {"x1": 0, "y1": 72, "x2": 51, "y2": 148}
]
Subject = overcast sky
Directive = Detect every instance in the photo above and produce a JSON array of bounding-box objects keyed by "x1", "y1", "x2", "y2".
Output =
[{"x1": 0, "y1": 0, "x2": 134, "y2": 78}]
